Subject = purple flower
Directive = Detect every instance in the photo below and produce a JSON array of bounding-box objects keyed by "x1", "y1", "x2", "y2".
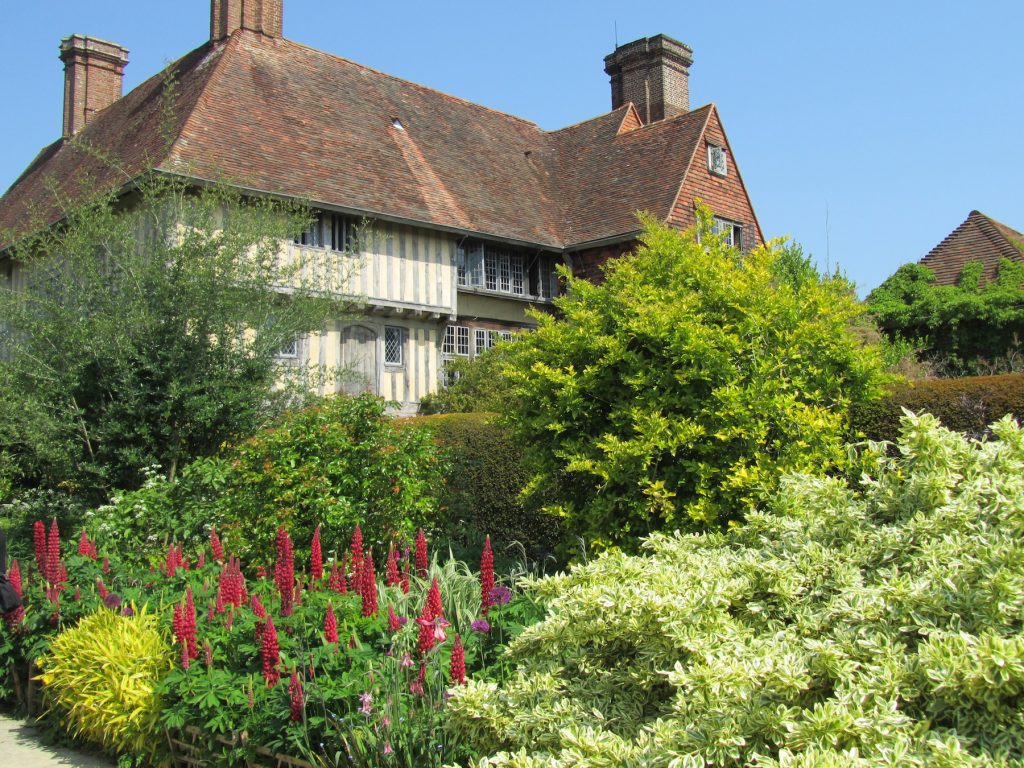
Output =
[
  {"x1": 121, "y1": 605, "x2": 134, "y2": 617},
  {"x1": 471, "y1": 619, "x2": 491, "y2": 634},
  {"x1": 489, "y1": 586, "x2": 512, "y2": 606},
  {"x1": 104, "y1": 593, "x2": 122, "y2": 610},
  {"x1": 397, "y1": 615, "x2": 408, "y2": 626},
  {"x1": 359, "y1": 692, "x2": 373, "y2": 716}
]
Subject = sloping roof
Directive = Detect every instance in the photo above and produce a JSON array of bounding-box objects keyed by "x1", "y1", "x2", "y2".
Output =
[
  {"x1": 920, "y1": 210, "x2": 1024, "y2": 285},
  {"x1": 1, "y1": 29, "x2": 717, "y2": 251}
]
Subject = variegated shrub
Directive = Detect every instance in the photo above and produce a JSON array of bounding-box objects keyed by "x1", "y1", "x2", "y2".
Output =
[{"x1": 447, "y1": 413, "x2": 1024, "y2": 767}]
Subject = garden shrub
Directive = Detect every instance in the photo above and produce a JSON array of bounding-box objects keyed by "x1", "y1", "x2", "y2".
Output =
[
  {"x1": 407, "y1": 413, "x2": 560, "y2": 561},
  {"x1": 207, "y1": 394, "x2": 445, "y2": 561},
  {"x1": 500, "y1": 212, "x2": 889, "y2": 551},
  {"x1": 447, "y1": 412, "x2": 1024, "y2": 767},
  {"x1": 851, "y1": 372, "x2": 1024, "y2": 441},
  {"x1": 39, "y1": 606, "x2": 173, "y2": 759}
]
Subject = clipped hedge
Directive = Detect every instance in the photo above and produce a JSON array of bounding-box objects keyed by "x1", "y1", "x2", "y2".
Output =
[
  {"x1": 407, "y1": 413, "x2": 559, "y2": 561},
  {"x1": 851, "y1": 373, "x2": 1024, "y2": 441}
]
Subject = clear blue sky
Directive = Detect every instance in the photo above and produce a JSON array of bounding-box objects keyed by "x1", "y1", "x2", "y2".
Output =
[{"x1": 2, "y1": 0, "x2": 1021, "y2": 295}]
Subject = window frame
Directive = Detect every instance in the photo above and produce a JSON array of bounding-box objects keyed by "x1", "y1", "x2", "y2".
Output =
[
  {"x1": 383, "y1": 325, "x2": 405, "y2": 367},
  {"x1": 707, "y1": 143, "x2": 729, "y2": 177}
]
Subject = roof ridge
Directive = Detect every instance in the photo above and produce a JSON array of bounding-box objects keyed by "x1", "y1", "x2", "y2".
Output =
[
  {"x1": 546, "y1": 105, "x2": 632, "y2": 135},
  {"x1": 274, "y1": 34, "x2": 544, "y2": 131}
]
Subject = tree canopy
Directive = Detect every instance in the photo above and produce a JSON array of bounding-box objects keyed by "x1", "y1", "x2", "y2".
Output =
[{"x1": 0, "y1": 175, "x2": 346, "y2": 499}]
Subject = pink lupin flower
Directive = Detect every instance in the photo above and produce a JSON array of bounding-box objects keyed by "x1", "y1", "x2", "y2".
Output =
[{"x1": 310, "y1": 525, "x2": 323, "y2": 581}]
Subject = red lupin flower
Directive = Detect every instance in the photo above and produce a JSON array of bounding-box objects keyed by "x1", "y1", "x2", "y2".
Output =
[
  {"x1": 386, "y1": 545, "x2": 400, "y2": 587},
  {"x1": 400, "y1": 560, "x2": 410, "y2": 594},
  {"x1": 4, "y1": 560, "x2": 24, "y2": 626},
  {"x1": 361, "y1": 549, "x2": 378, "y2": 617},
  {"x1": 324, "y1": 602, "x2": 339, "y2": 644},
  {"x1": 414, "y1": 528, "x2": 428, "y2": 578},
  {"x1": 274, "y1": 527, "x2": 295, "y2": 616},
  {"x1": 164, "y1": 543, "x2": 178, "y2": 578},
  {"x1": 450, "y1": 634, "x2": 467, "y2": 684},
  {"x1": 387, "y1": 603, "x2": 400, "y2": 633},
  {"x1": 480, "y1": 534, "x2": 495, "y2": 616},
  {"x1": 261, "y1": 614, "x2": 280, "y2": 686},
  {"x1": 45, "y1": 519, "x2": 61, "y2": 584},
  {"x1": 426, "y1": 577, "x2": 444, "y2": 621},
  {"x1": 77, "y1": 530, "x2": 90, "y2": 557},
  {"x1": 196, "y1": 551, "x2": 206, "y2": 569},
  {"x1": 33, "y1": 521, "x2": 47, "y2": 576},
  {"x1": 310, "y1": 525, "x2": 323, "y2": 581},
  {"x1": 181, "y1": 587, "x2": 199, "y2": 661},
  {"x1": 210, "y1": 527, "x2": 224, "y2": 562},
  {"x1": 328, "y1": 560, "x2": 346, "y2": 594},
  {"x1": 102, "y1": 556, "x2": 110, "y2": 576},
  {"x1": 288, "y1": 668, "x2": 304, "y2": 721},
  {"x1": 97, "y1": 578, "x2": 109, "y2": 599},
  {"x1": 349, "y1": 526, "x2": 364, "y2": 594}
]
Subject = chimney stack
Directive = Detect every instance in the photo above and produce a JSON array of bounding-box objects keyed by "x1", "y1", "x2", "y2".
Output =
[
  {"x1": 211, "y1": 0, "x2": 283, "y2": 41},
  {"x1": 604, "y1": 35, "x2": 693, "y2": 125},
  {"x1": 59, "y1": 35, "x2": 130, "y2": 138}
]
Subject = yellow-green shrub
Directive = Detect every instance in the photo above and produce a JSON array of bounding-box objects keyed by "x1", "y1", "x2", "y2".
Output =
[{"x1": 39, "y1": 606, "x2": 173, "y2": 759}]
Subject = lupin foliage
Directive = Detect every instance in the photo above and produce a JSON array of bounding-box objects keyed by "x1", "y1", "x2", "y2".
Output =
[
  {"x1": 447, "y1": 413, "x2": 1024, "y2": 767},
  {"x1": 499, "y1": 212, "x2": 888, "y2": 550}
]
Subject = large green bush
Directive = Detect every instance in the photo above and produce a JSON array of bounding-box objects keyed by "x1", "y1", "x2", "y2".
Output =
[
  {"x1": 851, "y1": 372, "x2": 1024, "y2": 441},
  {"x1": 209, "y1": 394, "x2": 445, "y2": 560},
  {"x1": 500, "y1": 214, "x2": 888, "y2": 550},
  {"x1": 408, "y1": 413, "x2": 560, "y2": 560},
  {"x1": 447, "y1": 413, "x2": 1024, "y2": 767}
]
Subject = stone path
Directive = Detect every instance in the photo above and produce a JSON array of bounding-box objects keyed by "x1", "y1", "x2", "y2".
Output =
[{"x1": 0, "y1": 715, "x2": 114, "y2": 767}]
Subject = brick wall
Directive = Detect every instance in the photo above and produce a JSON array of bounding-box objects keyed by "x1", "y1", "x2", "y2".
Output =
[{"x1": 668, "y1": 107, "x2": 762, "y2": 248}]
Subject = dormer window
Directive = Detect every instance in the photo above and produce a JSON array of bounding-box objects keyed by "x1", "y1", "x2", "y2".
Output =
[{"x1": 708, "y1": 144, "x2": 728, "y2": 177}]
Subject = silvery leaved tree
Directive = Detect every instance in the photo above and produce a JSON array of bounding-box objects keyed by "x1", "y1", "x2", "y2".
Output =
[{"x1": 0, "y1": 173, "x2": 347, "y2": 500}]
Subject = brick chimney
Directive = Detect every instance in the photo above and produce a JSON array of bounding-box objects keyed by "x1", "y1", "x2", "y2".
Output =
[
  {"x1": 604, "y1": 35, "x2": 693, "y2": 125},
  {"x1": 59, "y1": 35, "x2": 130, "y2": 138},
  {"x1": 211, "y1": 0, "x2": 283, "y2": 41}
]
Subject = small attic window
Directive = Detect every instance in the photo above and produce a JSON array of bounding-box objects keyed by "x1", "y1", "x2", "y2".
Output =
[
  {"x1": 708, "y1": 144, "x2": 728, "y2": 177},
  {"x1": 391, "y1": 117, "x2": 404, "y2": 130}
]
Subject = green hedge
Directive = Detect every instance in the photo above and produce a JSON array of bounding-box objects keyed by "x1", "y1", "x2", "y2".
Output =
[
  {"x1": 851, "y1": 373, "x2": 1024, "y2": 441},
  {"x1": 406, "y1": 413, "x2": 560, "y2": 563}
]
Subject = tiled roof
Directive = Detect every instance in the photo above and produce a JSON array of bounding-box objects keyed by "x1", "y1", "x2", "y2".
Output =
[
  {"x1": 1, "y1": 30, "x2": 716, "y2": 251},
  {"x1": 920, "y1": 210, "x2": 1024, "y2": 285}
]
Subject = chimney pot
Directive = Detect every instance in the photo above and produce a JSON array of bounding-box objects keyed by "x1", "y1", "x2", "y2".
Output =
[
  {"x1": 59, "y1": 35, "x2": 130, "y2": 138},
  {"x1": 211, "y1": 0, "x2": 283, "y2": 41},
  {"x1": 604, "y1": 34, "x2": 693, "y2": 125}
]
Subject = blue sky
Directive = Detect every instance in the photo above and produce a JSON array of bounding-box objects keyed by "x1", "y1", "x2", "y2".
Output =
[{"x1": 1, "y1": 0, "x2": 1021, "y2": 295}]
